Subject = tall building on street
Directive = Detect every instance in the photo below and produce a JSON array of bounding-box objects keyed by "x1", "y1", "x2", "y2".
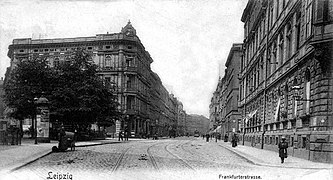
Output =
[
  {"x1": 239, "y1": 0, "x2": 333, "y2": 163},
  {"x1": 209, "y1": 86, "x2": 220, "y2": 131},
  {"x1": 209, "y1": 44, "x2": 242, "y2": 139},
  {"x1": 6, "y1": 21, "x2": 185, "y2": 138},
  {"x1": 221, "y1": 44, "x2": 243, "y2": 138}
]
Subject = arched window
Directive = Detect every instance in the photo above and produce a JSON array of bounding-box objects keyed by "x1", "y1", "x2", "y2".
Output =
[
  {"x1": 284, "y1": 81, "x2": 289, "y2": 112},
  {"x1": 286, "y1": 22, "x2": 293, "y2": 59},
  {"x1": 54, "y1": 57, "x2": 60, "y2": 67},
  {"x1": 105, "y1": 55, "x2": 111, "y2": 67},
  {"x1": 279, "y1": 32, "x2": 284, "y2": 65}
]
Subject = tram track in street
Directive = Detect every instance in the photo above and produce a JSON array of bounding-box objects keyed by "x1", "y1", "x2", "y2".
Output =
[
  {"x1": 164, "y1": 141, "x2": 196, "y2": 171},
  {"x1": 146, "y1": 142, "x2": 162, "y2": 171},
  {"x1": 111, "y1": 146, "x2": 131, "y2": 173},
  {"x1": 180, "y1": 140, "x2": 217, "y2": 161}
]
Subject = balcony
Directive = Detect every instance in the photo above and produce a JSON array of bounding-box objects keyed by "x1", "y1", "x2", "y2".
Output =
[
  {"x1": 124, "y1": 87, "x2": 138, "y2": 93},
  {"x1": 124, "y1": 66, "x2": 137, "y2": 73},
  {"x1": 124, "y1": 105, "x2": 137, "y2": 115}
]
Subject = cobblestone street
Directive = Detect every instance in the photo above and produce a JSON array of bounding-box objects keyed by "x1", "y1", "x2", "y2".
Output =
[{"x1": 4, "y1": 137, "x2": 331, "y2": 180}]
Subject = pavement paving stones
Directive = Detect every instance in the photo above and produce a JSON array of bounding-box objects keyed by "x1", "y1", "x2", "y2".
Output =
[
  {"x1": 0, "y1": 137, "x2": 134, "y2": 176},
  {"x1": 216, "y1": 140, "x2": 333, "y2": 169},
  {"x1": 2, "y1": 137, "x2": 332, "y2": 180}
]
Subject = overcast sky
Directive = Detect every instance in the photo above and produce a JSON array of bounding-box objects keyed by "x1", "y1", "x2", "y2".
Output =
[{"x1": 0, "y1": 0, "x2": 247, "y2": 118}]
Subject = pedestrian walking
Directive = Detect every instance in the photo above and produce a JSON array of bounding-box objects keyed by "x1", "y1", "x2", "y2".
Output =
[
  {"x1": 278, "y1": 136, "x2": 288, "y2": 163},
  {"x1": 58, "y1": 126, "x2": 67, "y2": 151},
  {"x1": 215, "y1": 133, "x2": 218, "y2": 142},
  {"x1": 224, "y1": 133, "x2": 228, "y2": 142},
  {"x1": 217, "y1": 133, "x2": 221, "y2": 141},
  {"x1": 125, "y1": 130, "x2": 129, "y2": 141},
  {"x1": 231, "y1": 133, "x2": 238, "y2": 147},
  {"x1": 118, "y1": 131, "x2": 123, "y2": 141},
  {"x1": 206, "y1": 133, "x2": 210, "y2": 142}
]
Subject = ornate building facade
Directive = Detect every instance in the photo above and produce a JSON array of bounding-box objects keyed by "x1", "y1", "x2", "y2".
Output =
[
  {"x1": 221, "y1": 44, "x2": 242, "y2": 139},
  {"x1": 6, "y1": 22, "x2": 185, "y2": 138},
  {"x1": 239, "y1": 0, "x2": 333, "y2": 163},
  {"x1": 209, "y1": 85, "x2": 220, "y2": 132},
  {"x1": 209, "y1": 44, "x2": 242, "y2": 138}
]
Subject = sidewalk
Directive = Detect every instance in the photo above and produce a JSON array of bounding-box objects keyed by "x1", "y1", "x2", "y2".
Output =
[
  {"x1": 217, "y1": 141, "x2": 333, "y2": 169},
  {"x1": 0, "y1": 137, "x2": 125, "y2": 175}
]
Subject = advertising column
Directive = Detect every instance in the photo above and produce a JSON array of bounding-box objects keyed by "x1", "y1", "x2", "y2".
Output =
[{"x1": 36, "y1": 106, "x2": 50, "y2": 143}]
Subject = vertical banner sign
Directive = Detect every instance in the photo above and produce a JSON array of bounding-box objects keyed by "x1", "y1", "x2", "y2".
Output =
[{"x1": 36, "y1": 107, "x2": 49, "y2": 138}]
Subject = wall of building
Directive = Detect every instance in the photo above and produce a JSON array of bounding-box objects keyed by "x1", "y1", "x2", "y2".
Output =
[
  {"x1": 6, "y1": 22, "x2": 185, "y2": 138},
  {"x1": 209, "y1": 44, "x2": 242, "y2": 138},
  {"x1": 239, "y1": 0, "x2": 333, "y2": 163}
]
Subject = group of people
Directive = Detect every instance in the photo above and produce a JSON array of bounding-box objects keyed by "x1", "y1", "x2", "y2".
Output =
[
  {"x1": 203, "y1": 132, "x2": 239, "y2": 147},
  {"x1": 203, "y1": 132, "x2": 289, "y2": 163},
  {"x1": 118, "y1": 130, "x2": 129, "y2": 141}
]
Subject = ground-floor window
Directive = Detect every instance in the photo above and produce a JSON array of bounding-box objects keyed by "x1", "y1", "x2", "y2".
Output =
[
  {"x1": 265, "y1": 136, "x2": 268, "y2": 144},
  {"x1": 275, "y1": 136, "x2": 279, "y2": 145},
  {"x1": 283, "y1": 122, "x2": 288, "y2": 129}
]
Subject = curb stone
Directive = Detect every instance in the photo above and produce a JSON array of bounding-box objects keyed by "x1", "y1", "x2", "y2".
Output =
[
  {"x1": 9, "y1": 141, "x2": 123, "y2": 172},
  {"x1": 218, "y1": 143, "x2": 333, "y2": 170}
]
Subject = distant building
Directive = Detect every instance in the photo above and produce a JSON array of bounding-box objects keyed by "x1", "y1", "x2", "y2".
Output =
[
  {"x1": 209, "y1": 86, "x2": 220, "y2": 131},
  {"x1": 186, "y1": 114, "x2": 210, "y2": 136},
  {"x1": 220, "y1": 44, "x2": 242, "y2": 138},
  {"x1": 176, "y1": 101, "x2": 186, "y2": 136},
  {"x1": 6, "y1": 21, "x2": 185, "y2": 138},
  {"x1": 239, "y1": 0, "x2": 333, "y2": 163},
  {"x1": 209, "y1": 44, "x2": 242, "y2": 139}
]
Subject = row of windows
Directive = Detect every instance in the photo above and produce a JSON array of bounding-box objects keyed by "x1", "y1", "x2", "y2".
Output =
[
  {"x1": 241, "y1": 2, "x2": 313, "y2": 100},
  {"x1": 245, "y1": 68, "x2": 311, "y2": 123},
  {"x1": 244, "y1": 134, "x2": 309, "y2": 149},
  {"x1": 17, "y1": 44, "x2": 134, "y2": 54}
]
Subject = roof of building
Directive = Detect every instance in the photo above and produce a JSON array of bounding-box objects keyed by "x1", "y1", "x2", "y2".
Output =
[
  {"x1": 225, "y1": 43, "x2": 243, "y2": 67},
  {"x1": 241, "y1": 0, "x2": 254, "y2": 22}
]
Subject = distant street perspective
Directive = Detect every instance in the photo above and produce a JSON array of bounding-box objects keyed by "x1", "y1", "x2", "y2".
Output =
[
  {"x1": 0, "y1": 0, "x2": 333, "y2": 180},
  {"x1": 3, "y1": 137, "x2": 332, "y2": 180}
]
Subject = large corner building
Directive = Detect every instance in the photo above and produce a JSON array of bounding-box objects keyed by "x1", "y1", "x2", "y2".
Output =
[{"x1": 6, "y1": 22, "x2": 186, "y2": 138}]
